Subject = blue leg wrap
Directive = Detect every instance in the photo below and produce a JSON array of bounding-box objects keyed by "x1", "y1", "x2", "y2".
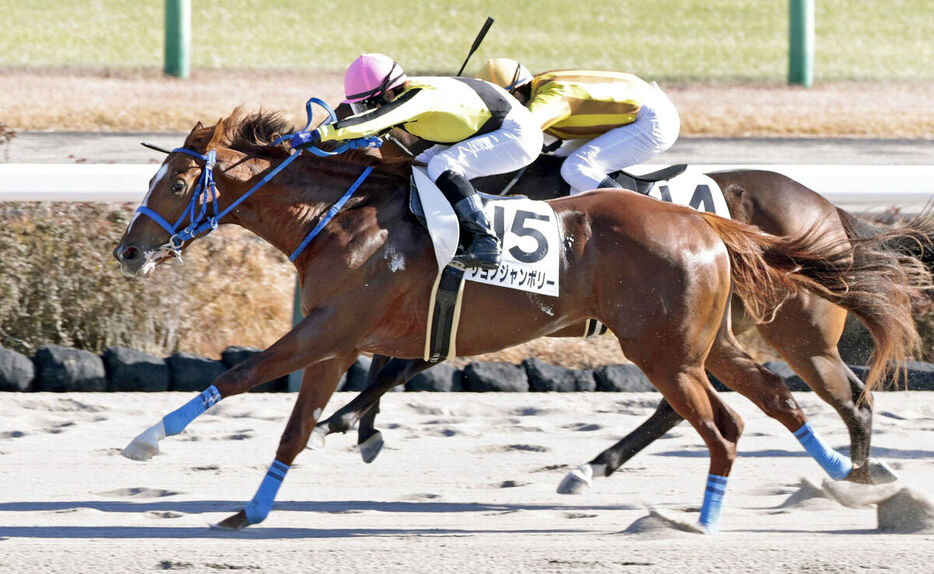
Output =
[
  {"x1": 162, "y1": 385, "x2": 222, "y2": 436},
  {"x1": 793, "y1": 422, "x2": 852, "y2": 480},
  {"x1": 244, "y1": 459, "x2": 290, "y2": 524},
  {"x1": 698, "y1": 473, "x2": 728, "y2": 534}
]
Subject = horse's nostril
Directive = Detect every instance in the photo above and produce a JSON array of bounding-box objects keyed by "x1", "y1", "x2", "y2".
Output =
[{"x1": 121, "y1": 246, "x2": 140, "y2": 261}]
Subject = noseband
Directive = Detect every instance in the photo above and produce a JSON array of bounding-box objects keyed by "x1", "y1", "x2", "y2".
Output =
[{"x1": 134, "y1": 98, "x2": 381, "y2": 262}]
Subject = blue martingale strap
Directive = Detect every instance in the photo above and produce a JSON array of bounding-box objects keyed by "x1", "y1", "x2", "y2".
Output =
[
  {"x1": 793, "y1": 422, "x2": 852, "y2": 480},
  {"x1": 289, "y1": 165, "x2": 374, "y2": 261},
  {"x1": 698, "y1": 473, "x2": 728, "y2": 534},
  {"x1": 244, "y1": 459, "x2": 291, "y2": 524},
  {"x1": 162, "y1": 385, "x2": 222, "y2": 436}
]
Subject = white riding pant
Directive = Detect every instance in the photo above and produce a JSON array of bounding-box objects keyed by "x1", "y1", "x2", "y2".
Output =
[
  {"x1": 417, "y1": 106, "x2": 543, "y2": 182},
  {"x1": 560, "y1": 83, "x2": 680, "y2": 195}
]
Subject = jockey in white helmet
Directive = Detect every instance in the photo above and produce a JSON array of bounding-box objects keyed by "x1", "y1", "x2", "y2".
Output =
[
  {"x1": 479, "y1": 58, "x2": 680, "y2": 195},
  {"x1": 293, "y1": 53, "x2": 543, "y2": 271}
]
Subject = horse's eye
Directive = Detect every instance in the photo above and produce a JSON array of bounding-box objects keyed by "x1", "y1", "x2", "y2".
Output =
[{"x1": 170, "y1": 180, "x2": 187, "y2": 196}]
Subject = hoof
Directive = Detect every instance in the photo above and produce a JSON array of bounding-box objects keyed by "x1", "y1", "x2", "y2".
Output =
[
  {"x1": 623, "y1": 509, "x2": 708, "y2": 536},
  {"x1": 846, "y1": 458, "x2": 900, "y2": 485},
  {"x1": 557, "y1": 463, "x2": 593, "y2": 495},
  {"x1": 306, "y1": 426, "x2": 327, "y2": 450},
  {"x1": 866, "y1": 458, "x2": 899, "y2": 485},
  {"x1": 649, "y1": 509, "x2": 710, "y2": 535},
  {"x1": 121, "y1": 422, "x2": 165, "y2": 461},
  {"x1": 210, "y1": 510, "x2": 250, "y2": 531},
  {"x1": 359, "y1": 431, "x2": 384, "y2": 464}
]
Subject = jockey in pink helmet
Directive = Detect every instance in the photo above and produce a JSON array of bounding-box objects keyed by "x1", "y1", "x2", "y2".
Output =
[
  {"x1": 344, "y1": 53, "x2": 408, "y2": 105},
  {"x1": 292, "y1": 53, "x2": 543, "y2": 271}
]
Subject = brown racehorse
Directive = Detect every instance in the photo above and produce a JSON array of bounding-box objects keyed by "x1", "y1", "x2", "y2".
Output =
[
  {"x1": 114, "y1": 110, "x2": 927, "y2": 533},
  {"x1": 349, "y1": 149, "x2": 934, "y2": 488}
]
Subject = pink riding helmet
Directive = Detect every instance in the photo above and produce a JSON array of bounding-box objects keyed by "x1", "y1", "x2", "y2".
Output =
[{"x1": 344, "y1": 53, "x2": 408, "y2": 103}]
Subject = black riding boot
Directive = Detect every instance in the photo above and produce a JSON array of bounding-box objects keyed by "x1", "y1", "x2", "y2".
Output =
[{"x1": 435, "y1": 170, "x2": 502, "y2": 270}]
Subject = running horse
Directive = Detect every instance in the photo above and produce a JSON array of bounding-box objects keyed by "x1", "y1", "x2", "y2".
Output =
[
  {"x1": 114, "y1": 109, "x2": 927, "y2": 533},
  {"x1": 348, "y1": 146, "x2": 934, "y2": 489}
]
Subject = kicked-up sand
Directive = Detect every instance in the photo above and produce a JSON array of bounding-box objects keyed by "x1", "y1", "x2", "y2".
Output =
[{"x1": 0, "y1": 390, "x2": 932, "y2": 573}]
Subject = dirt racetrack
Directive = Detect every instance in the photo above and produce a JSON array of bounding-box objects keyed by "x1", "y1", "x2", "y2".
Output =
[{"x1": 1, "y1": 391, "x2": 933, "y2": 573}]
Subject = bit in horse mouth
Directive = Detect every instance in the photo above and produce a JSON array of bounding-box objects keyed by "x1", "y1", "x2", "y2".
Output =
[{"x1": 126, "y1": 247, "x2": 179, "y2": 277}]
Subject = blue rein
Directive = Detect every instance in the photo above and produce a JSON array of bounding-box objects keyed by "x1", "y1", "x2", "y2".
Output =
[{"x1": 135, "y1": 98, "x2": 381, "y2": 262}]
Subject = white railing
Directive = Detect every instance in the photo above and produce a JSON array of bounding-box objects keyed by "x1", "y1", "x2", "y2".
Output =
[
  {"x1": 2, "y1": 163, "x2": 933, "y2": 211},
  {"x1": 2, "y1": 161, "x2": 931, "y2": 391}
]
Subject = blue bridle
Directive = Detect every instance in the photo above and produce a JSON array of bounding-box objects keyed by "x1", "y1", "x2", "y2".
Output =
[{"x1": 135, "y1": 98, "x2": 381, "y2": 262}]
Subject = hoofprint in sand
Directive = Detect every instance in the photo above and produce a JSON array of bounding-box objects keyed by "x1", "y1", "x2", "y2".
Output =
[{"x1": 0, "y1": 392, "x2": 931, "y2": 573}]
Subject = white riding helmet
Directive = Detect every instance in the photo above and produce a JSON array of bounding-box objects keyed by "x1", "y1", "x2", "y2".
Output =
[{"x1": 478, "y1": 58, "x2": 533, "y2": 92}]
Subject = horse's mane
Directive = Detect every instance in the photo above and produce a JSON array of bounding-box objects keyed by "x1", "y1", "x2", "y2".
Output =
[{"x1": 217, "y1": 107, "x2": 415, "y2": 177}]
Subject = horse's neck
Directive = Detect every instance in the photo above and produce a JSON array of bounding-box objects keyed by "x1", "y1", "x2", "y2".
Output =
[{"x1": 216, "y1": 155, "x2": 404, "y2": 263}]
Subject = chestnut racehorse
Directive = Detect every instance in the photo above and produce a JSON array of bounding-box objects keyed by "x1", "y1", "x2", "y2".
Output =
[
  {"x1": 114, "y1": 110, "x2": 926, "y2": 533},
  {"x1": 349, "y1": 149, "x2": 934, "y2": 489}
]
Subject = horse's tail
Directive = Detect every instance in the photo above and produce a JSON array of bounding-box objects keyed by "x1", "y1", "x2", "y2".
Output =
[
  {"x1": 836, "y1": 206, "x2": 934, "y2": 271},
  {"x1": 698, "y1": 212, "x2": 931, "y2": 396}
]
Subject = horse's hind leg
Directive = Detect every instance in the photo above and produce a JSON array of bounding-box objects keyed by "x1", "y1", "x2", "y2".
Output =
[
  {"x1": 557, "y1": 399, "x2": 683, "y2": 494},
  {"x1": 559, "y1": 298, "x2": 755, "y2": 493},
  {"x1": 356, "y1": 354, "x2": 392, "y2": 463},
  {"x1": 213, "y1": 354, "x2": 356, "y2": 530},
  {"x1": 755, "y1": 293, "x2": 894, "y2": 484},
  {"x1": 314, "y1": 358, "x2": 436, "y2": 452},
  {"x1": 565, "y1": 331, "x2": 744, "y2": 531},
  {"x1": 632, "y1": 360, "x2": 743, "y2": 534}
]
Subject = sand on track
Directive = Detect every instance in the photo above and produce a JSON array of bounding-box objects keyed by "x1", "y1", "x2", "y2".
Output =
[{"x1": 0, "y1": 390, "x2": 932, "y2": 573}]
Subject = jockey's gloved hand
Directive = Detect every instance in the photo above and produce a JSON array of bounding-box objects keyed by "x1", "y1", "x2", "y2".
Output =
[{"x1": 290, "y1": 129, "x2": 321, "y2": 150}]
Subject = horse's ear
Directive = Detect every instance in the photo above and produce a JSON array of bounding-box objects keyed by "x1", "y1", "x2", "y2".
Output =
[
  {"x1": 183, "y1": 121, "x2": 206, "y2": 148},
  {"x1": 207, "y1": 117, "x2": 227, "y2": 147}
]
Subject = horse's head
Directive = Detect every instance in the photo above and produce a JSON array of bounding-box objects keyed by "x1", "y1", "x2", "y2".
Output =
[
  {"x1": 115, "y1": 102, "x2": 407, "y2": 276},
  {"x1": 114, "y1": 119, "x2": 228, "y2": 277}
]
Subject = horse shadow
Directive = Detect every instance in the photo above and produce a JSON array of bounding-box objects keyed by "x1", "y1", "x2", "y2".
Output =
[
  {"x1": 0, "y1": 499, "x2": 636, "y2": 539},
  {"x1": 0, "y1": 524, "x2": 588, "y2": 540},
  {"x1": 656, "y1": 446, "x2": 934, "y2": 459}
]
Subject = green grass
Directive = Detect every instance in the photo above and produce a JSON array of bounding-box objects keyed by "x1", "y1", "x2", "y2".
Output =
[{"x1": 2, "y1": 0, "x2": 932, "y2": 81}]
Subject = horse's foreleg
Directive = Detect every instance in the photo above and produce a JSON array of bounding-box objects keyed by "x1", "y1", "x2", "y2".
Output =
[
  {"x1": 213, "y1": 355, "x2": 356, "y2": 530},
  {"x1": 123, "y1": 307, "x2": 349, "y2": 461},
  {"x1": 557, "y1": 399, "x2": 683, "y2": 494},
  {"x1": 122, "y1": 385, "x2": 223, "y2": 460},
  {"x1": 314, "y1": 358, "x2": 435, "y2": 451}
]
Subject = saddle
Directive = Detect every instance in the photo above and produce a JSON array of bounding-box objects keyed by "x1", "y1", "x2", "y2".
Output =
[
  {"x1": 613, "y1": 164, "x2": 688, "y2": 194},
  {"x1": 471, "y1": 153, "x2": 688, "y2": 198}
]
